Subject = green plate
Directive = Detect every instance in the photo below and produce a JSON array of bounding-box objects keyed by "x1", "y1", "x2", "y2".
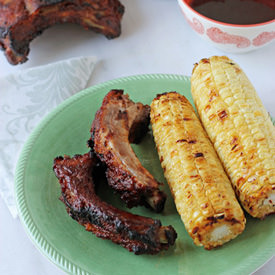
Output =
[{"x1": 15, "y1": 74, "x2": 275, "y2": 275}]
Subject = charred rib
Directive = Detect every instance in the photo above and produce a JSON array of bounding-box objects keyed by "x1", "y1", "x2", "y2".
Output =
[
  {"x1": 90, "y1": 89, "x2": 167, "y2": 212},
  {"x1": 0, "y1": 0, "x2": 124, "y2": 65},
  {"x1": 53, "y1": 152, "x2": 177, "y2": 254}
]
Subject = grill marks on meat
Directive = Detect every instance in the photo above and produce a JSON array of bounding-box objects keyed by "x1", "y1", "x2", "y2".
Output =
[
  {"x1": 90, "y1": 90, "x2": 167, "y2": 212},
  {"x1": 53, "y1": 152, "x2": 177, "y2": 254},
  {"x1": 0, "y1": 0, "x2": 124, "y2": 65}
]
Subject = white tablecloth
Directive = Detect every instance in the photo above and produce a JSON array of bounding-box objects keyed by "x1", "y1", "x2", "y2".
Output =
[{"x1": 0, "y1": 0, "x2": 274, "y2": 274}]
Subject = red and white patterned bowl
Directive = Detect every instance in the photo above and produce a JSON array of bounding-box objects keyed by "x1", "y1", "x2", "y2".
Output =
[{"x1": 178, "y1": 0, "x2": 275, "y2": 53}]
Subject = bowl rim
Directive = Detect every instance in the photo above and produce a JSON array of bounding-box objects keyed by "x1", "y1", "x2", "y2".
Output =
[{"x1": 178, "y1": 0, "x2": 275, "y2": 28}]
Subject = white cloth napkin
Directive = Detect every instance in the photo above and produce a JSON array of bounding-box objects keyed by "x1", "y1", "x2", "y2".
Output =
[{"x1": 0, "y1": 56, "x2": 96, "y2": 217}]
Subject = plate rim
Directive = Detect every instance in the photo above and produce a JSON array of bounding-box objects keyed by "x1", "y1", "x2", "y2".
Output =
[{"x1": 14, "y1": 73, "x2": 275, "y2": 275}]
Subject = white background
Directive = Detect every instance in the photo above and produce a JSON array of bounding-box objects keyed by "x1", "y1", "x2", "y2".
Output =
[{"x1": 0, "y1": 0, "x2": 274, "y2": 274}]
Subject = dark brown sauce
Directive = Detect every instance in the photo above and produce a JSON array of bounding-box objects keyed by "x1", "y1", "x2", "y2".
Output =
[{"x1": 189, "y1": 0, "x2": 275, "y2": 24}]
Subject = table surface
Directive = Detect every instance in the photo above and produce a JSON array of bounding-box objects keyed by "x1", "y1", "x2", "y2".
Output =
[{"x1": 0, "y1": 1, "x2": 274, "y2": 274}]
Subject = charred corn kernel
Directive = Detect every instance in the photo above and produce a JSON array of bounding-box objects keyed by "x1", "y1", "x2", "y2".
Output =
[
  {"x1": 150, "y1": 92, "x2": 245, "y2": 250},
  {"x1": 191, "y1": 56, "x2": 275, "y2": 219}
]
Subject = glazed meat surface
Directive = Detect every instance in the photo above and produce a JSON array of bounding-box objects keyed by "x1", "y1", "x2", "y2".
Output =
[
  {"x1": 53, "y1": 152, "x2": 177, "y2": 254},
  {"x1": 0, "y1": 0, "x2": 124, "y2": 65},
  {"x1": 90, "y1": 90, "x2": 167, "y2": 212}
]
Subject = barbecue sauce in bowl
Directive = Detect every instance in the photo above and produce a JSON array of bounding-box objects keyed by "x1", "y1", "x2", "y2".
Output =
[{"x1": 188, "y1": 0, "x2": 275, "y2": 25}]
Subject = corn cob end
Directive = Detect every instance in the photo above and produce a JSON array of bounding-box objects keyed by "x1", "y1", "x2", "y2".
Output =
[
  {"x1": 189, "y1": 213, "x2": 246, "y2": 250},
  {"x1": 241, "y1": 185, "x2": 275, "y2": 219}
]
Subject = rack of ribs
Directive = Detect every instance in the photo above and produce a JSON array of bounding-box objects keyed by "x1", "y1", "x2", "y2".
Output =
[
  {"x1": 53, "y1": 152, "x2": 177, "y2": 254},
  {"x1": 90, "y1": 90, "x2": 167, "y2": 212},
  {"x1": 0, "y1": 0, "x2": 124, "y2": 65}
]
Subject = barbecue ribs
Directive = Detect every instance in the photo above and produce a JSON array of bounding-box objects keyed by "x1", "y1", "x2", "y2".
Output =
[
  {"x1": 0, "y1": 0, "x2": 124, "y2": 65},
  {"x1": 53, "y1": 152, "x2": 177, "y2": 254},
  {"x1": 90, "y1": 90, "x2": 167, "y2": 212}
]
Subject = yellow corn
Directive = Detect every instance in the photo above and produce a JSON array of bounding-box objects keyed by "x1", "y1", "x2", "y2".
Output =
[
  {"x1": 150, "y1": 92, "x2": 245, "y2": 249},
  {"x1": 191, "y1": 56, "x2": 275, "y2": 219}
]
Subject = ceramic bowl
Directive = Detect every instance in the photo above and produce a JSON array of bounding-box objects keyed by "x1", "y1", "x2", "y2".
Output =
[{"x1": 177, "y1": 0, "x2": 275, "y2": 53}]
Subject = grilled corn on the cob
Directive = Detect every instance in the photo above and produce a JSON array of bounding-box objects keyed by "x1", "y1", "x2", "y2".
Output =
[
  {"x1": 191, "y1": 56, "x2": 275, "y2": 219},
  {"x1": 150, "y1": 92, "x2": 245, "y2": 249}
]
